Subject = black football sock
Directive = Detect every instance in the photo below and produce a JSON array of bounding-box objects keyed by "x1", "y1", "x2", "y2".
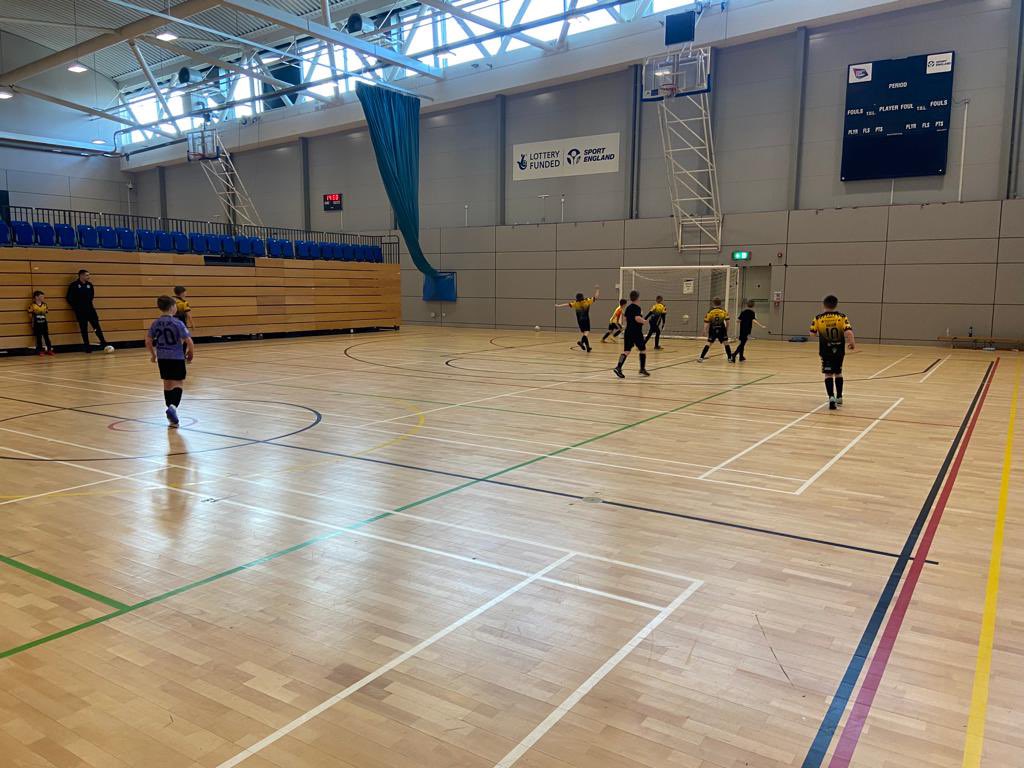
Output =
[
  {"x1": 639, "y1": 353, "x2": 647, "y2": 371},
  {"x1": 825, "y1": 378, "x2": 835, "y2": 398},
  {"x1": 172, "y1": 387, "x2": 183, "y2": 407},
  {"x1": 602, "y1": 331, "x2": 611, "y2": 341},
  {"x1": 836, "y1": 377, "x2": 844, "y2": 398},
  {"x1": 700, "y1": 345, "x2": 710, "y2": 359},
  {"x1": 725, "y1": 345, "x2": 733, "y2": 358},
  {"x1": 164, "y1": 389, "x2": 173, "y2": 407},
  {"x1": 616, "y1": 354, "x2": 627, "y2": 370}
]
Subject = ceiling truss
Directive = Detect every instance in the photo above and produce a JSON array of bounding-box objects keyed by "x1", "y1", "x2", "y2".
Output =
[{"x1": 0, "y1": 0, "x2": 682, "y2": 149}]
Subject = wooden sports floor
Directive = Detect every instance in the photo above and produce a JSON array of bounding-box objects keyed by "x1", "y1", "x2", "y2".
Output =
[{"x1": 0, "y1": 328, "x2": 1020, "y2": 768}]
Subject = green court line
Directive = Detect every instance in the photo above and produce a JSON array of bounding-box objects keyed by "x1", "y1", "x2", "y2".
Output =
[
  {"x1": 395, "y1": 375, "x2": 772, "y2": 512},
  {"x1": 0, "y1": 554, "x2": 130, "y2": 611},
  {"x1": 0, "y1": 513, "x2": 391, "y2": 661},
  {"x1": 0, "y1": 376, "x2": 767, "y2": 660}
]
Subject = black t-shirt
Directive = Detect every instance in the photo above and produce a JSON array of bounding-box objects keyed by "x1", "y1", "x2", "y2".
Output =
[
  {"x1": 739, "y1": 308, "x2": 755, "y2": 336},
  {"x1": 623, "y1": 303, "x2": 643, "y2": 335}
]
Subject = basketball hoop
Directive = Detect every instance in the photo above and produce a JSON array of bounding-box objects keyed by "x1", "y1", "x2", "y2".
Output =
[
  {"x1": 186, "y1": 128, "x2": 221, "y2": 162},
  {"x1": 659, "y1": 83, "x2": 679, "y2": 98}
]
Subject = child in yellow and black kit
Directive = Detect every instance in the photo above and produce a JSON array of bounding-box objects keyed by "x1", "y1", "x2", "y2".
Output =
[
  {"x1": 644, "y1": 295, "x2": 667, "y2": 349},
  {"x1": 28, "y1": 291, "x2": 55, "y2": 356}
]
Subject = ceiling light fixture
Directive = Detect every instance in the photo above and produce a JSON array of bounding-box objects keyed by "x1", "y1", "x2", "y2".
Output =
[
  {"x1": 91, "y1": 138, "x2": 106, "y2": 145},
  {"x1": 68, "y1": 61, "x2": 88, "y2": 73},
  {"x1": 0, "y1": 88, "x2": 14, "y2": 100},
  {"x1": 155, "y1": 31, "x2": 178, "y2": 41}
]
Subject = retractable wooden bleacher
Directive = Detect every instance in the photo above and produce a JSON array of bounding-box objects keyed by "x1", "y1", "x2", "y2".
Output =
[{"x1": 0, "y1": 247, "x2": 400, "y2": 351}]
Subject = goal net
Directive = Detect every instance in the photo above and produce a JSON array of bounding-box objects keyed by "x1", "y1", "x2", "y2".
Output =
[{"x1": 619, "y1": 266, "x2": 740, "y2": 339}]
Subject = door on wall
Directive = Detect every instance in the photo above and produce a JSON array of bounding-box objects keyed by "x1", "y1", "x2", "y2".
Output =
[{"x1": 740, "y1": 266, "x2": 771, "y2": 314}]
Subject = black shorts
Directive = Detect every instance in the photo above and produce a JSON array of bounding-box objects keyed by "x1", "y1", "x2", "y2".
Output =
[
  {"x1": 577, "y1": 316, "x2": 591, "y2": 333},
  {"x1": 707, "y1": 326, "x2": 728, "y2": 343},
  {"x1": 820, "y1": 347, "x2": 845, "y2": 375},
  {"x1": 158, "y1": 358, "x2": 187, "y2": 381},
  {"x1": 607, "y1": 322, "x2": 619, "y2": 332},
  {"x1": 624, "y1": 334, "x2": 646, "y2": 352}
]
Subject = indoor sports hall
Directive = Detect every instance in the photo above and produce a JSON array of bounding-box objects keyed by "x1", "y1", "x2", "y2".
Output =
[{"x1": 0, "y1": 2, "x2": 1021, "y2": 768}]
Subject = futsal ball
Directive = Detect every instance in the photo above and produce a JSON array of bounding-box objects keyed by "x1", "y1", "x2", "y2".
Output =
[
  {"x1": 682, "y1": 314, "x2": 690, "y2": 323},
  {"x1": 103, "y1": 345, "x2": 115, "y2": 353},
  {"x1": 534, "y1": 325, "x2": 541, "y2": 331}
]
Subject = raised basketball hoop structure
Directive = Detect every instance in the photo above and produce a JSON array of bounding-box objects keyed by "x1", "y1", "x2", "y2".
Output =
[
  {"x1": 642, "y1": 44, "x2": 722, "y2": 252},
  {"x1": 186, "y1": 128, "x2": 264, "y2": 228}
]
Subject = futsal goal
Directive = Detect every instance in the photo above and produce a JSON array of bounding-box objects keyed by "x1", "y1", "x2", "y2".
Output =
[{"x1": 619, "y1": 265, "x2": 740, "y2": 339}]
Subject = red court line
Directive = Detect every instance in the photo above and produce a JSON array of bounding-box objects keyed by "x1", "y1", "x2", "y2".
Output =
[{"x1": 827, "y1": 357, "x2": 1000, "y2": 767}]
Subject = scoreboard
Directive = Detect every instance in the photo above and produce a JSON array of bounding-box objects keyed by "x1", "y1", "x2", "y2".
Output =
[{"x1": 840, "y1": 51, "x2": 955, "y2": 182}]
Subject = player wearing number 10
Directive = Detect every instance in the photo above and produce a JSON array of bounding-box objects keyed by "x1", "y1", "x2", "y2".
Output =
[
  {"x1": 146, "y1": 295, "x2": 195, "y2": 427},
  {"x1": 809, "y1": 295, "x2": 855, "y2": 411}
]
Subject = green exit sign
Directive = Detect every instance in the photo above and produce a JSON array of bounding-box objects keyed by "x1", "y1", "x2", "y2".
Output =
[{"x1": 732, "y1": 251, "x2": 751, "y2": 261}]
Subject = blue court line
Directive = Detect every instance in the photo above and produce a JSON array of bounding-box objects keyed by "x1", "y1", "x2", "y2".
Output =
[{"x1": 801, "y1": 360, "x2": 995, "y2": 768}]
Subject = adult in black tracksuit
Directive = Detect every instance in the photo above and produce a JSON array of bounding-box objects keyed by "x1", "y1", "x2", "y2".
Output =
[{"x1": 66, "y1": 269, "x2": 109, "y2": 352}]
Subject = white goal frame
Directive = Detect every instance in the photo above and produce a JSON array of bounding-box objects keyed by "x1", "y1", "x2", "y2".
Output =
[{"x1": 619, "y1": 265, "x2": 740, "y2": 340}]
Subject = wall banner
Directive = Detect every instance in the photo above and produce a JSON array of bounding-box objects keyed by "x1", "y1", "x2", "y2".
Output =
[{"x1": 512, "y1": 132, "x2": 620, "y2": 180}]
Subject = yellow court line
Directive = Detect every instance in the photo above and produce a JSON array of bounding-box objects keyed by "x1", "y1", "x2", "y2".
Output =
[{"x1": 961, "y1": 357, "x2": 1021, "y2": 768}]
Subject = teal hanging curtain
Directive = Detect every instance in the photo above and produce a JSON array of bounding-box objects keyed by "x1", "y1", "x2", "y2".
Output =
[{"x1": 356, "y1": 82, "x2": 438, "y2": 279}]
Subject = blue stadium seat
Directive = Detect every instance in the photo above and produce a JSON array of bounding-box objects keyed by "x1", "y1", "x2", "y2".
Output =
[
  {"x1": 280, "y1": 239, "x2": 294, "y2": 258},
  {"x1": 234, "y1": 236, "x2": 251, "y2": 256},
  {"x1": 97, "y1": 226, "x2": 117, "y2": 249},
  {"x1": 77, "y1": 224, "x2": 98, "y2": 248},
  {"x1": 339, "y1": 244, "x2": 353, "y2": 262},
  {"x1": 55, "y1": 223, "x2": 76, "y2": 248},
  {"x1": 171, "y1": 231, "x2": 188, "y2": 253},
  {"x1": 0, "y1": 221, "x2": 10, "y2": 246},
  {"x1": 115, "y1": 227, "x2": 135, "y2": 251},
  {"x1": 267, "y1": 238, "x2": 281, "y2": 257},
  {"x1": 12, "y1": 221, "x2": 33, "y2": 246},
  {"x1": 155, "y1": 230, "x2": 173, "y2": 252},
  {"x1": 219, "y1": 234, "x2": 236, "y2": 255},
  {"x1": 321, "y1": 242, "x2": 336, "y2": 260},
  {"x1": 189, "y1": 232, "x2": 208, "y2": 254},
  {"x1": 371, "y1": 245, "x2": 383, "y2": 263},
  {"x1": 137, "y1": 229, "x2": 157, "y2": 251},
  {"x1": 295, "y1": 240, "x2": 309, "y2": 259},
  {"x1": 32, "y1": 222, "x2": 55, "y2": 246},
  {"x1": 307, "y1": 242, "x2": 321, "y2": 260},
  {"x1": 250, "y1": 237, "x2": 264, "y2": 257},
  {"x1": 328, "y1": 243, "x2": 342, "y2": 259}
]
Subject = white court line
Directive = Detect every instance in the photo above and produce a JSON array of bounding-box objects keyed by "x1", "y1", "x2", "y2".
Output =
[
  {"x1": 214, "y1": 553, "x2": 581, "y2": 768},
  {"x1": 919, "y1": 356, "x2": 950, "y2": 383},
  {"x1": 869, "y1": 353, "x2": 912, "y2": 379},
  {"x1": 0, "y1": 466, "x2": 168, "y2": 508},
  {"x1": 0, "y1": 423, "x2": 696, "y2": 581},
  {"x1": 494, "y1": 579, "x2": 703, "y2": 768},
  {"x1": 698, "y1": 401, "x2": 829, "y2": 480},
  {"x1": 0, "y1": 428, "x2": 689, "y2": 603},
  {"x1": 794, "y1": 397, "x2": 904, "y2": 495}
]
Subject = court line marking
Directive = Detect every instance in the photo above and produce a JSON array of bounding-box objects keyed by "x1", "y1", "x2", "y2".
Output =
[
  {"x1": 794, "y1": 398, "x2": 904, "y2": 496},
  {"x1": 801, "y1": 361, "x2": 996, "y2": 768},
  {"x1": 0, "y1": 437, "x2": 685, "y2": 609},
  {"x1": 868, "y1": 353, "x2": 912, "y2": 379},
  {"x1": 919, "y1": 355, "x2": 950, "y2": 383},
  {"x1": 495, "y1": 579, "x2": 703, "y2": 768},
  {"x1": 960, "y1": 358, "x2": 1019, "y2": 768},
  {"x1": 0, "y1": 467, "x2": 164, "y2": 507},
  {"x1": 699, "y1": 401, "x2": 829, "y2": 480},
  {"x1": 0, "y1": 553, "x2": 132, "y2": 611},
  {"x1": 214, "y1": 553, "x2": 583, "y2": 768},
  {"x1": 825, "y1": 361, "x2": 1006, "y2": 768}
]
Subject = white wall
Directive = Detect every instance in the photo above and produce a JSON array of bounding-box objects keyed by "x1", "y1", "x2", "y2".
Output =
[{"x1": 0, "y1": 146, "x2": 129, "y2": 213}]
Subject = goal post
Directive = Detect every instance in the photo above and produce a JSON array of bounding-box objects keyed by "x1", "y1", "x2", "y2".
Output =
[{"x1": 619, "y1": 266, "x2": 740, "y2": 339}]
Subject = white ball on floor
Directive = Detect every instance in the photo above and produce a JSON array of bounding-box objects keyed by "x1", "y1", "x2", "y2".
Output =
[
  {"x1": 103, "y1": 345, "x2": 115, "y2": 353},
  {"x1": 682, "y1": 314, "x2": 690, "y2": 323},
  {"x1": 534, "y1": 325, "x2": 540, "y2": 331}
]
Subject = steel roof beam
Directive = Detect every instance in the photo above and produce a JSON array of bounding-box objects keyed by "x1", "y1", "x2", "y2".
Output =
[
  {"x1": 217, "y1": 0, "x2": 442, "y2": 78},
  {"x1": 11, "y1": 84, "x2": 178, "y2": 139},
  {"x1": 417, "y1": 0, "x2": 555, "y2": 52},
  {"x1": 0, "y1": 0, "x2": 220, "y2": 84}
]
